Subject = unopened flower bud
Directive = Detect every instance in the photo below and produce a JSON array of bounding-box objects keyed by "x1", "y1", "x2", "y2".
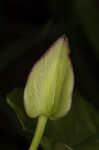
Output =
[{"x1": 24, "y1": 36, "x2": 74, "y2": 120}]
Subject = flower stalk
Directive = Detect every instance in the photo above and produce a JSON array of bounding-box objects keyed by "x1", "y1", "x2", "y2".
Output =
[{"x1": 29, "y1": 115, "x2": 48, "y2": 150}]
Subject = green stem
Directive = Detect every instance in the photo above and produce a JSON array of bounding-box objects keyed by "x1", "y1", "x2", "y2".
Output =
[{"x1": 29, "y1": 115, "x2": 48, "y2": 150}]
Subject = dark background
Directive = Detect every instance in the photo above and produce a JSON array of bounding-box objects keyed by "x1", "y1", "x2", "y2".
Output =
[{"x1": 0, "y1": 0, "x2": 99, "y2": 149}]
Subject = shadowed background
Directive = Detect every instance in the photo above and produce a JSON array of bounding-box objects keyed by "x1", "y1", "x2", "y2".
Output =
[{"x1": 0, "y1": 0, "x2": 99, "y2": 149}]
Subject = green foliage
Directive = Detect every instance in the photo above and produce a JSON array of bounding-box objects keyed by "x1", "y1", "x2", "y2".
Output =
[
  {"x1": 42, "y1": 92, "x2": 99, "y2": 149},
  {"x1": 7, "y1": 89, "x2": 99, "y2": 149},
  {"x1": 75, "y1": 134, "x2": 99, "y2": 150},
  {"x1": 7, "y1": 88, "x2": 35, "y2": 132}
]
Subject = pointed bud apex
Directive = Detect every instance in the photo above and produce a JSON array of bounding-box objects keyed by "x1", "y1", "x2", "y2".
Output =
[{"x1": 24, "y1": 36, "x2": 74, "y2": 120}]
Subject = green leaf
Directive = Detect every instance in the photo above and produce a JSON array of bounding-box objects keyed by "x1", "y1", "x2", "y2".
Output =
[
  {"x1": 43, "y1": 92, "x2": 99, "y2": 147},
  {"x1": 24, "y1": 36, "x2": 74, "y2": 120},
  {"x1": 7, "y1": 89, "x2": 99, "y2": 149},
  {"x1": 75, "y1": 134, "x2": 99, "y2": 150},
  {"x1": 7, "y1": 88, "x2": 35, "y2": 132},
  {"x1": 41, "y1": 136, "x2": 73, "y2": 150}
]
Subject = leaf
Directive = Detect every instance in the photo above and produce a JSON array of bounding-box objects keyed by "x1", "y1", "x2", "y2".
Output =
[
  {"x1": 7, "y1": 89, "x2": 99, "y2": 149},
  {"x1": 7, "y1": 88, "x2": 36, "y2": 132},
  {"x1": 75, "y1": 134, "x2": 99, "y2": 150},
  {"x1": 24, "y1": 36, "x2": 74, "y2": 120},
  {"x1": 41, "y1": 137, "x2": 73, "y2": 150},
  {"x1": 41, "y1": 136, "x2": 52, "y2": 150},
  {"x1": 43, "y1": 92, "x2": 99, "y2": 147}
]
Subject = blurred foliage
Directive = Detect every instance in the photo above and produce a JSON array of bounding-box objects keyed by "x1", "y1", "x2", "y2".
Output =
[
  {"x1": 74, "y1": 134, "x2": 99, "y2": 150},
  {"x1": 7, "y1": 89, "x2": 99, "y2": 149},
  {"x1": 7, "y1": 88, "x2": 36, "y2": 132},
  {"x1": 0, "y1": 0, "x2": 99, "y2": 149}
]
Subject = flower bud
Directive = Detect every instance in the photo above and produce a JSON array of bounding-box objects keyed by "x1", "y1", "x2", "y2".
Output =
[{"x1": 24, "y1": 36, "x2": 74, "y2": 120}]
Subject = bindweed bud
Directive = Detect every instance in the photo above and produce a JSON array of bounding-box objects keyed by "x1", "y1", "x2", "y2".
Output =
[{"x1": 24, "y1": 36, "x2": 74, "y2": 120}]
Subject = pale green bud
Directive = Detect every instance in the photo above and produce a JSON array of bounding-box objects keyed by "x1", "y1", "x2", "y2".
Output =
[{"x1": 24, "y1": 36, "x2": 74, "y2": 120}]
